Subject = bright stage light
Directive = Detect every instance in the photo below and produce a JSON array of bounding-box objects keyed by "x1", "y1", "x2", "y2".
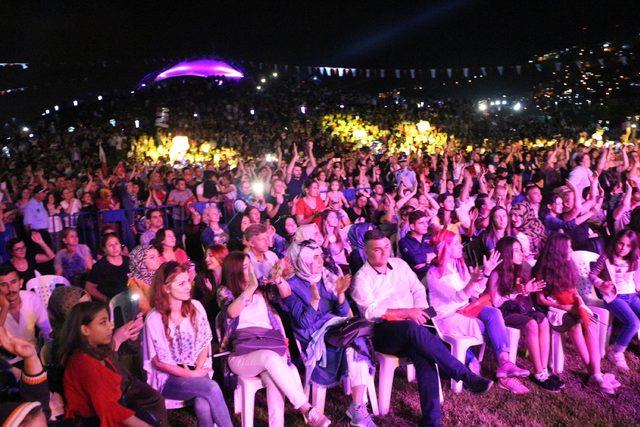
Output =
[
  {"x1": 272, "y1": 72, "x2": 278, "y2": 78},
  {"x1": 97, "y1": 95, "x2": 103, "y2": 101},
  {"x1": 73, "y1": 100, "x2": 78, "y2": 106},
  {"x1": 54, "y1": 105, "x2": 59, "y2": 111},
  {"x1": 252, "y1": 181, "x2": 265, "y2": 196},
  {"x1": 134, "y1": 120, "x2": 140, "y2": 128},
  {"x1": 22, "y1": 127, "x2": 29, "y2": 132},
  {"x1": 256, "y1": 86, "x2": 262, "y2": 90},
  {"x1": 260, "y1": 78, "x2": 266, "y2": 83},
  {"x1": 45, "y1": 109, "x2": 50, "y2": 115},
  {"x1": 478, "y1": 102, "x2": 488, "y2": 112},
  {"x1": 513, "y1": 102, "x2": 522, "y2": 111},
  {"x1": 353, "y1": 128, "x2": 367, "y2": 141},
  {"x1": 300, "y1": 106, "x2": 306, "y2": 114},
  {"x1": 250, "y1": 109, "x2": 255, "y2": 115},
  {"x1": 170, "y1": 136, "x2": 190, "y2": 163},
  {"x1": 416, "y1": 120, "x2": 431, "y2": 133}
]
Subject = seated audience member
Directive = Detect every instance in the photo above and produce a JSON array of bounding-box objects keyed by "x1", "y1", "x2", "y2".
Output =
[
  {"x1": 398, "y1": 210, "x2": 435, "y2": 280},
  {"x1": 193, "y1": 244, "x2": 229, "y2": 332},
  {"x1": 152, "y1": 228, "x2": 190, "y2": 265},
  {"x1": 219, "y1": 252, "x2": 330, "y2": 427},
  {"x1": 351, "y1": 230, "x2": 493, "y2": 427},
  {"x1": 534, "y1": 233, "x2": 620, "y2": 394},
  {"x1": 347, "y1": 222, "x2": 374, "y2": 274},
  {"x1": 589, "y1": 229, "x2": 640, "y2": 371},
  {"x1": 346, "y1": 192, "x2": 374, "y2": 224},
  {"x1": 85, "y1": 233, "x2": 130, "y2": 302},
  {"x1": 58, "y1": 301, "x2": 167, "y2": 426},
  {"x1": 0, "y1": 264, "x2": 52, "y2": 350},
  {"x1": 0, "y1": 326, "x2": 50, "y2": 425},
  {"x1": 143, "y1": 262, "x2": 233, "y2": 427},
  {"x1": 509, "y1": 202, "x2": 545, "y2": 259},
  {"x1": 6, "y1": 233, "x2": 55, "y2": 284},
  {"x1": 244, "y1": 223, "x2": 279, "y2": 280},
  {"x1": 272, "y1": 215, "x2": 298, "y2": 258},
  {"x1": 140, "y1": 209, "x2": 164, "y2": 246},
  {"x1": 488, "y1": 237, "x2": 563, "y2": 392},
  {"x1": 127, "y1": 245, "x2": 162, "y2": 315},
  {"x1": 294, "y1": 180, "x2": 326, "y2": 227},
  {"x1": 426, "y1": 230, "x2": 530, "y2": 393},
  {"x1": 200, "y1": 205, "x2": 229, "y2": 247},
  {"x1": 283, "y1": 240, "x2": 375, "y2": 426},
  {"x1": 319, "y1": 209, "x2": 351, "y2": 272},
  {"x1": 54, "y1": 228, "x2": 94, "y2": 287}
]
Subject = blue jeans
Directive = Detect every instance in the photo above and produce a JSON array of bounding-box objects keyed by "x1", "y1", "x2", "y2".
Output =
[
  {"x1": 478, "y1": 306, "x2": 510, "y2": 360},
  {"x1": 605, "y1": 293, "x2": 640, "y2": 349},
  {"x1": 373, "y1": 320, "x2": 476, "y2": 427},
  {"x1": 162, "y1": 375, "x2": 233, "y2": 427}
]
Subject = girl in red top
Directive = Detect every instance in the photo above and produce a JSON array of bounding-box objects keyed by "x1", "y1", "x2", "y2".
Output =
[
  {"x1": 58, "y1": 301, "x2": 166, "y2": 426},
  {"x1": 294, "y1": 180, "x2": 325, "y2": 228}
]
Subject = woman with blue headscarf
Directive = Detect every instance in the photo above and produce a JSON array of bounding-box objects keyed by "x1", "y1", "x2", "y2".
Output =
[{"x1": 347, "y1": 223, "x2": 374, "y2": 274}]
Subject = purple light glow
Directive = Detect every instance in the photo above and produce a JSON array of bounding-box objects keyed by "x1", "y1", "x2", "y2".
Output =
[{"x1": 154, "y1": 59, "x2": 243, "y2": 81}]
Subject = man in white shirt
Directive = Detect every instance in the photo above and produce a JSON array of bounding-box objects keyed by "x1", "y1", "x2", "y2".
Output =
[
  {"x1": 244, "y1": 224, "x2": 279, "y2": 281},
  {"x1": 351, "y1": 229, "x2": 492, "y2": 427},
  {"x1": 0, "y1": 264, "x2": 52, "y2": 357}
]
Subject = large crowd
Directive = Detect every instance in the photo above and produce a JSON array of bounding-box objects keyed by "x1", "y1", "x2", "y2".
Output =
[{"x1": 0, "y1": 76, "x2": 639, "y2": 427}]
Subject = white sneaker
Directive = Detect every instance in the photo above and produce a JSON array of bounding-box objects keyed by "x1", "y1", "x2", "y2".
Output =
[
  {"x1": 607, "y1": 350, "x2": 629, "y2": 371},
  {"x1": 305, "y1": 407, "x2": 331, "y2": 427}
]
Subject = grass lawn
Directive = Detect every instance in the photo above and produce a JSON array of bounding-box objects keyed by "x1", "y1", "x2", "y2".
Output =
[{"x1": 170, "y1": 339, "x2": 640, "y2": 426}]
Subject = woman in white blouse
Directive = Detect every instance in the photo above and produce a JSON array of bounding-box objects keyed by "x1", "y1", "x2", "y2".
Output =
[
  {"x1": 426, "y1": 230, "x2": 529, "y2": 381},
  {"x1": 143, "y1": 261, "x2": 233, "y2": 427}
]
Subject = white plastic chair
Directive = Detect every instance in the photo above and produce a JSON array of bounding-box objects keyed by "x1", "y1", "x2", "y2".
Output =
[
  {"x1": 295, "y1": 338, "x2": 379, "y2": 416},
  {"x1": 434, "y1": 323, "x2": 520, "y2": 393},
  {"x1": 25, "y1": 274, "x2": 70, "y2": 307},
  {"x1": 215, "y1": 313, "x2": 284, "y2": 427},
  {"x1": 376, "y1": 352, "x2": 432, "y2": 416},
  {"x1": 572, "y1": 250, "x2": 610, "y2": 357}
]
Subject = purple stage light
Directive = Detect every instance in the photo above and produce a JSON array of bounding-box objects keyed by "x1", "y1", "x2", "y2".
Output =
[{"x1": 154, "y1": 59, "x2": 244, "y2": 81}]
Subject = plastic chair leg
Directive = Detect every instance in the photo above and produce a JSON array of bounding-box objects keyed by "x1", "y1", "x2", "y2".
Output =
[
  {"x1": 311, "y1": 384, "x2": 327, "y2": 414},
  {"x1": 551, "y1": 331, "x2": 564, "y2": 374},
  {"x1": 376, "y1": 355, "x2": 399, "y2": 416},
  {"x1": 451, "y1": 342, "x2": 470, "y2": 393},
  {"x1": 367, "y1": 373, "x2": 379, "y2": 416},
  {"x1": 406, "y1": 364, "x2": 416, "y2": 383}
]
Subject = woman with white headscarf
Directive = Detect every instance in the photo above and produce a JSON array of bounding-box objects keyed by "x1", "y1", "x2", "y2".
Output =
[{"x1": 283, "y1": 240, "x2": 376, "y2": 427}]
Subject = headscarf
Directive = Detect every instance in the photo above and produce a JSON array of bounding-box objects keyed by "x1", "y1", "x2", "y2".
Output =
[
  {"x1": 128, "y1": 245, "x2": 157, "y2": 285},
  {"x1": 510, "y1": 202, "x2": 545, "y2": 256},
  {"x1": 48, "y1": 286, "x2": 87, "y2": 331},
  {"x1": 347, "y1": 222, "x2": 373, "y2": 265},
  {"x1": 292, "y1": 224, "x2": 321, "y2": 244},
  {"x1": 289, "y1": 241, "x2": 324, "y2": 284}
]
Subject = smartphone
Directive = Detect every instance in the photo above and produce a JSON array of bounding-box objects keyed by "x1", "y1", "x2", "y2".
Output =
[
  {"x1": 425, "y1": 307, "x2": 437, "y2": 318},
  {"x1": 130, "y1": 293, "x2": 141, "y2": 319}
]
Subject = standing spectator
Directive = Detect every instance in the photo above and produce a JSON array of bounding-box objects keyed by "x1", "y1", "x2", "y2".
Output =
[
  {"x1": 140, "y1": 209, "x2": 165, "y2": 246},
  {"x1": 167, "y1": 178, "x2": 195, "y2": 243},
  {"x1": 60, "y1": 188, "x2": 82, "y2": 228}
]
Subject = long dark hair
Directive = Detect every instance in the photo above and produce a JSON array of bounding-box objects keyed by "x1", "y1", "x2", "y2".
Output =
[
  {"x1": 481, "y1": 206, "x2": 510, "y2": 251},
  {"x1": 532, "y1": 233, "x2": 579, "y2": 293},
  {"x1": 222, "y1": 251, "x2": 248, "y2": 298},
  {"x1": 606, "y1": 229, "x2": 640, "y2": 271},
  {"x1": 151, "y1": 228, "x2": 172, "y2": 255},
  {"x1": 55, "y1": 301, "x2": 111, "y2": 366},
  {"x1": 494, "y1": 237, "x2": 531, "y2": 296}
]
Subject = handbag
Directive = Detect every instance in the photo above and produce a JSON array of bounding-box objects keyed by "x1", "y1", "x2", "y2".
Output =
[
  {"x1": 231, "y1": 327, "x2": 287, "y2": 356},
  {"x1": 457, "y1": 293, "x2": 492, "y2": 318},
  {"x1": 324, "y1": 318, "x2": 375, "y2": 348}
]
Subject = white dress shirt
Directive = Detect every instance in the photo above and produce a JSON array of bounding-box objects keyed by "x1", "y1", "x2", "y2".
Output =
[
  {"x1": 4, "y1": 291, "x2": 52, "y2": 346},
  {"x1": 352, "y1": 257, "x2": 428, "y2": 321}
]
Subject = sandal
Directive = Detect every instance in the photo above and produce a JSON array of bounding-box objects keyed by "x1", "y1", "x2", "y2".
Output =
[
  {"x1": 603, "y1": 373, "x2": 621, "y2": 388},
  {"x1": 498, "y1": 377, "x2": 530, "y2": 394}
]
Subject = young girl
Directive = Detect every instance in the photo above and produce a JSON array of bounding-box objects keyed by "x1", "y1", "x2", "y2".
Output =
[
  {"x1": 488, "y1": 237, "x2": 562, "y2": 392},
  {"x1": 589, "y1": 229, "x2": 640, "y2": 370},
  {"x1": 59, "y1": 301, "x2": 166, "y2": 426},
  {"x1": 534, "y1": 233, "x2": 620, "y2": 393},
  {"x1": 325, "y1": 180, "x2": 349, "y2": 211},
  {"x1": 54, "y1": 228, "x2": 94, "y2": 288},
  {"x1": 143, "y1": 262, "x2": 233, "y2": 427}
]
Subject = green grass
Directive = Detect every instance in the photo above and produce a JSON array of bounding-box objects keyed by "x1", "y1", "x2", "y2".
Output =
[{"x1": 171, "y1": 340, "x2": 640, "y2": 426}]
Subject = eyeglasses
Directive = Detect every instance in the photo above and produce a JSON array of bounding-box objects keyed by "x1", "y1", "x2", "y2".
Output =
[
  {"x1": 13, "y1": 245, "x2": 26, "y2": 251},
  {"x1": 298, "y1": 239, "x2": 319, "y2": 249}
]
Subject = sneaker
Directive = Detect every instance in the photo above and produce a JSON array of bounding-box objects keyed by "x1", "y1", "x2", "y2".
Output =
[
  {"x1": 305, "y1": 407, "x2": 331, "y2": 427},
  {"x1": 607, "y1": 350, "x2": 630, "y2": 371},
  {"x1": 602, "y1": 373, "x2": 621, "y2": 389},
  {"x1": 498, "y1": 377, "x2": 530, "y2": 394},
  {"x1": 463, "y1": 374, "x2": 494, "y2": 394},
  {"x1": 588, "y1": 374, "x2": 616, "y2": 395},
  {"x1": 530, "y1": 373, "x2": 562, "y2": 393},
  {"x1": 496, "y1": 361, "x2": 530, "y2": 378},
  {"x1": 547, "y1": 373, "x2": 565, "y2": 390},
  {"x1": 346, "y1": 403, "x2": 376, "y2": 427}
]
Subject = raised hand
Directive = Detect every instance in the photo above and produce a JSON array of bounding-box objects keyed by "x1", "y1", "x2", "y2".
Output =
[
  {"x1": 31, "y1": 231, "x2": 44, "y2": 245},
  {"x1": 0, "y1": 326, "x2": 36, "y2": 359},
  {"x1": 335, "y1": 274, "x2": 352, "y2": 295},
  {"x1": 522, "y1": 278, "x2": 546, "y2": 294},
  {"x1": 482, "y1": 251, "x2": 502, "y2": 274}
]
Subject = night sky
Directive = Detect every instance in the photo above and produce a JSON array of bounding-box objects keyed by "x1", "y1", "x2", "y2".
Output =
[{"x1": 3, "y1": 0, "x2": 640, "y2": 67}]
